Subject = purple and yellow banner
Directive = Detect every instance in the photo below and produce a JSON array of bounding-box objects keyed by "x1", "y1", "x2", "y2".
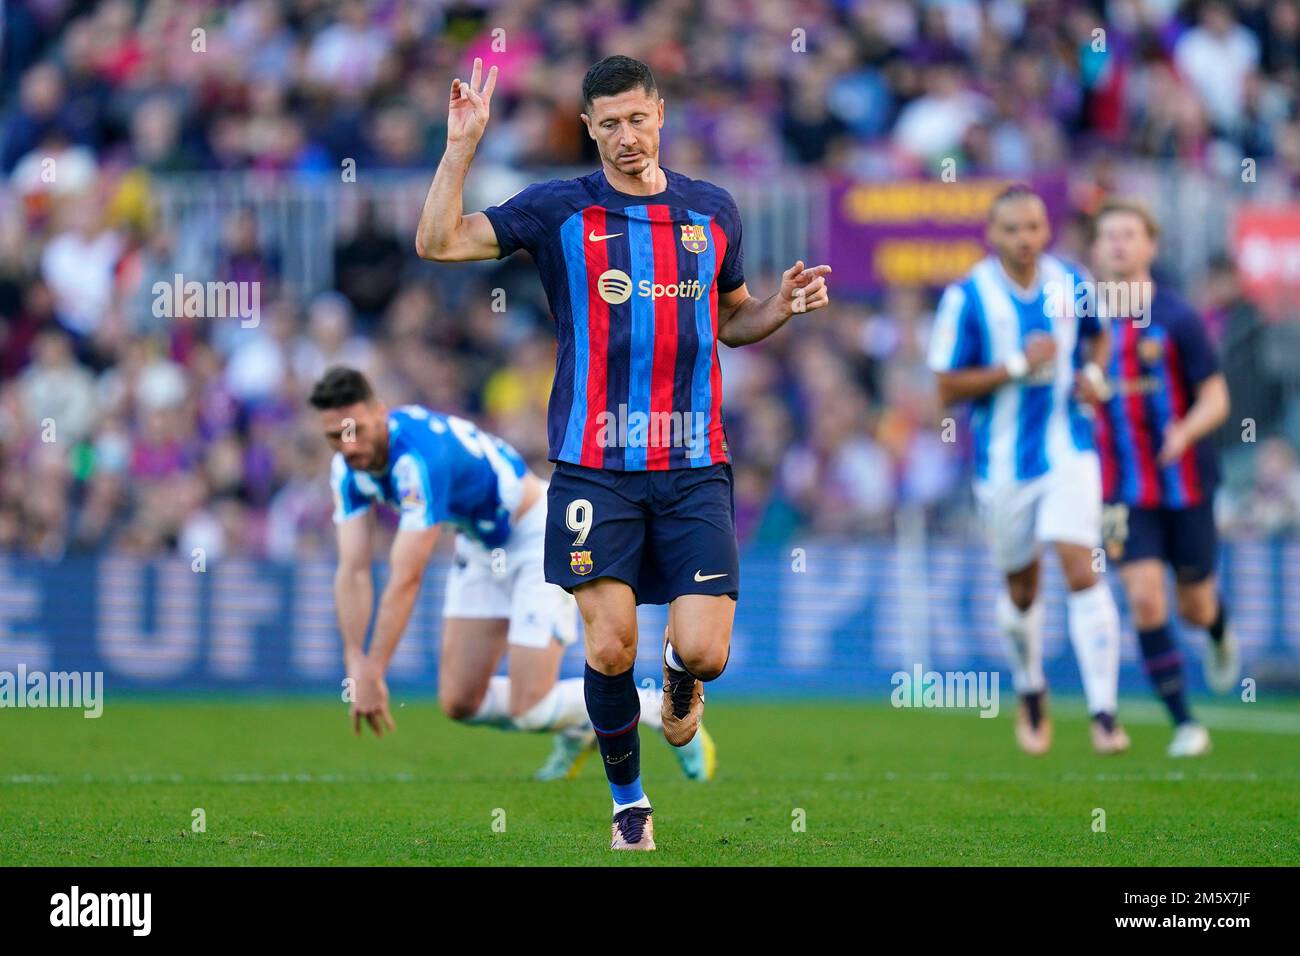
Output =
[{"x1": 822, "y1": 175, "x2": 1070, "y2": 293}]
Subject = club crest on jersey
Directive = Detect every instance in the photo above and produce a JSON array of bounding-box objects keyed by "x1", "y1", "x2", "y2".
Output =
[
  {"x1": 1137, "y1": 336, "x2": 1164, "y2": 366},
  {"x1": 570, "y1": 550, "x2": 593, "y2": 575},
  {"x1": 679, "y1": 223, "x2": 708, "y2": 254}
]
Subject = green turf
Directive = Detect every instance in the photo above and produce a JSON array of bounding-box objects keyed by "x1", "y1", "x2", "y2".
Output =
[{"x1": 1, "y1": 696, "x2": 1296, "y2": 866}]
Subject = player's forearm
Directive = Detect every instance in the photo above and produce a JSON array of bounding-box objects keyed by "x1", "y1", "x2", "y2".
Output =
[
  {"x1": 365, "y1": 573, "x2": 423, "y2": 672},
  {"x1": 415, "y1": 142, "x2": 476, "y2": 260},
  {"x1": 718, "y1": 293, "x2": 793, "y2": 347},
  {"x1": 334, "y1": 567, "x2": 373, "y2": 671},
  {"x1": 936, "y1": 366, "x2": 1013, "y2": 405},
  {"x1": 1085, "y1": 324, "x2": 1110, "y2": 371},
  {"x1": 1178, "y1": 375, "x2": 1230, "y2": 444}
]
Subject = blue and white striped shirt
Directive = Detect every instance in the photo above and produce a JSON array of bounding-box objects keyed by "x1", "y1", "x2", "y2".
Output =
[
  {"x1": 330, "y1": 407, "x2": 527, "y2": 548},
  {"x1": 927, "y1": 254, "x2": 1099, "y2": 485}
]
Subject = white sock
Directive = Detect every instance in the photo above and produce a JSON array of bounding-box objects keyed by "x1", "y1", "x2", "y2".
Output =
[
  {"x1": 463, "y1": 675, "x2": 513, "y2": 728},
  {"x1": 664, "y1": 640, "x2": 686, "y2": 672},
  {"x1": 638, "y1": 685, "x2": 663, "y2": 731},
  {"x1": 510, "y1": 677, "x2": 589, "y2": 733},
  {"x1": 1067, "y1": 581, "x2": 1121, "y2": 716},
  {"x1": 996, "y1": 591, "x2": 1046, "y2": 695},
  {"x1": 613, "y1": 794, "x2": 652, "y2": 813}
]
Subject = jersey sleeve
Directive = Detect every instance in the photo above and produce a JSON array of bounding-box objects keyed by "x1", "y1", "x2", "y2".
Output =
[
  {"x1": 481, "y1": 182, "x2": 552, "y2": 259},
  {"x1": 330, "y1": 453, "x2": 371, "y2": 525},
  {"x1": 1172, "y1": 304, "x2": 1219, "y2": 385},
  {"x1": 391, "y1": 451, "x2": 450, "y2": 532},
  {"x1": 927, "y1": 283, "x2": 984, "y2": 372},
  {"x1": 715, "y1": 190, "x2": 745, "y2": 293}
]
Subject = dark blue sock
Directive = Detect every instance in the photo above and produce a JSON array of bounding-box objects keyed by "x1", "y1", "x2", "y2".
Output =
[
  {"x1": 1207, "y1": 597, "x2": 1228, "y2": 645},
  {"x1": 1138, "y1": 623, "x2": 1192, "y2": 725},
  {"x1": 1023, "y1": 690, "x2": 1045, "y2": 729},
  {"x1": 583, "y1": 663, "x2": 644, "y2": 806}
]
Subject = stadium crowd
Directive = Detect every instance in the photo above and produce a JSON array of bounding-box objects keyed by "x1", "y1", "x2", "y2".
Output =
[{"x1": 3, "y1": 0, "x2": 1300, "y2": 559}]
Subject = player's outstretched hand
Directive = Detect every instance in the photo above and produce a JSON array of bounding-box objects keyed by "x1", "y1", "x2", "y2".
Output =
[
  {"x1": 781, "y1": 260, "x2": 832, "y2": 315},
  {"x1": 1158, "y1": 420, "x2": 1191, "y2": 465},
  {"x1": 447, "y1": 57, "x2": 498, "y2": 147},
  {"x1": 351, "y1": 665, "x2": 396, "y2": 738}
]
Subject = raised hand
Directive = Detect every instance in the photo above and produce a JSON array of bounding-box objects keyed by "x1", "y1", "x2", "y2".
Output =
[
  {"x1": 447, "y1": 57, "x2": 498, "y2": 148},
  {"x1": 781, "y1": 261, "x2": 832, "y2": 315}
]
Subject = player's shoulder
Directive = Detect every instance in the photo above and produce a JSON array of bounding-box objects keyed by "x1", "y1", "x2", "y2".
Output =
[
  {"x1": 389, "y1": 404, "x2": 437, "y2": 427},
  {"x1": 665, "y1": 167, "x2": 737, "y2": 211},
  {"x1": 497, "y1": 174, "x2": 594, "y2": 213},
  {"x1": 1153, "y1": 285, "x2": 1200, "y2": 323},
  {"x1": 392, "y1": 403, "x2": 454, "y2": 431},
  {"x1": 388, "y1": 405, "x2": 441, "y2": 455},
  {"x1": 1044, "y1": 251, "x2": 1087, "y2": 273},
  {"x1": 948, "y1": 255, "x2": 998, "y2": 298}
]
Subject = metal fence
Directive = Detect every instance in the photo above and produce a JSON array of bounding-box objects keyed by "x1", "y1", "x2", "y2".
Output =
[
  {"x1": 148, "y1": 161, "x2": 1292, "y2": 303},
  {"x1": 150, "y1": 167, "x2": 823, "y2": 304}
]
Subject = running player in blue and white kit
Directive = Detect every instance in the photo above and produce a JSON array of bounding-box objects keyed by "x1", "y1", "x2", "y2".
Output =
[
  {"x1": 1089, "y1": 199, "x2": 1239, "y2": 758},
  {"x1": 929, "y1": 185, "x2": 1129, "y2": 756},
  {"x1": 311, "y1": 367, "x2": 710, "y2": 780},
  {"x1": 415, "y1": 56, "x2": 831, "y2": 849}
]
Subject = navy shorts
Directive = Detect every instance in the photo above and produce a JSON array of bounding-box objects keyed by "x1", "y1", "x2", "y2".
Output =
[
  {"x1": 544, "y1": 461, "x2": 740, "y2": 606},
  {"x1": 1102, "y1": 501, "x2": 1218, "y2": 583}
]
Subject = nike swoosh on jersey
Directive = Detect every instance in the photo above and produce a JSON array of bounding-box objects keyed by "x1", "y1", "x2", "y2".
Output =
[
  {"x1": 587, "y1": 230, "x2": 624, "y2": 242},
  {"x1": 694, "y1": 571, "x2": 728, "y2": 582}
]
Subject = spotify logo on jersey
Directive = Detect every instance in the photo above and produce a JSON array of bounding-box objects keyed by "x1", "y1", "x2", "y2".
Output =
[{"x1": 597, "y1": 269, "x2": 633, "y2": 304}]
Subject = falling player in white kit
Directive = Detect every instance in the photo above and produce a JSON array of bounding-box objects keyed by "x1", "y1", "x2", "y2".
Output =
[
  {"x1": 928, "y1": 185, "x2": 1129, "y2": 756},
  {"x1": 311, "y1": 366, "x2": 712, "y2": 780}
]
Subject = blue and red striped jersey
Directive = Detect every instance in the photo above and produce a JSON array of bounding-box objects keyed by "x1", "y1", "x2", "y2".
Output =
[
  {"x1": 482, "y1": 167, "x2": 744, "y2": 471},
  {"x1": 1094, "y1": 288, "x2": 1220, "y2": 508}
]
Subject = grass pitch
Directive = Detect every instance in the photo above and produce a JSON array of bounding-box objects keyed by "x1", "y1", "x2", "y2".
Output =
[{"x1": 2, "y1": 695, "x2": 1296, "y2": 866}]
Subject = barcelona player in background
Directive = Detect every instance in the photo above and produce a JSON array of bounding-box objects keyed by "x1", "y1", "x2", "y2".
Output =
[
  {"x1": 1089, "y1": 199, "x2": 1239, "y2": 758},
  {"x1": 414, "y1": 56, "x2": 831, "y2": 849}
]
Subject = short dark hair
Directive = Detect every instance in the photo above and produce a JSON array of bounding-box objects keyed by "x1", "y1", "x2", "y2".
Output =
[
  {"x1": 988, "y1": 182, "x2": 1043, "y2": 221},
  {"x1": 582, "y1": 55, "x2": 657, "y2": 110},
  {"x1": 309, "y1": 366, "x2": 374, "y2": 409}
]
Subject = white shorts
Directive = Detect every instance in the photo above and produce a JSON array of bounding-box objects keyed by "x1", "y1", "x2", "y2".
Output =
[
  {"x1": 975, "y1": 451, "x2": 1103, "y2": 572},
  {"x1": 441, "y1": 491, "x2": 579, "y2": 650}
]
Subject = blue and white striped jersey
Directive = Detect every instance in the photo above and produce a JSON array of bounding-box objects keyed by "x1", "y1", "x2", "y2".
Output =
[
  {"x1": 927, "y1": 254, "x2": 1100, "y2": 485},
  {"x1": 330, "y1": 406, "x2": 527, "y2": 549}
]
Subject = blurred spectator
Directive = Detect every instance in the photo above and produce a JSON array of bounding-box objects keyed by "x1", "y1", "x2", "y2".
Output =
[
  {"x1": 19, "y1": 329, "x2": 97, "y2": 444},
  {"x1": 333, "y1": 201, "x2": 405, "y2": 324},
  {"x1": 1222, "y1": 438, "x2": 1300, "y2": 534},
  {"x1": 0, "y1": 0, "x2": 1298, "y2": 558},
  {"x1": 1174, "y1": 1, "x2": 1261, "y2": 135}
]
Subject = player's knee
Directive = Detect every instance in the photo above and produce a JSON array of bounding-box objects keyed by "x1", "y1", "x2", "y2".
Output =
[
  {"x1": 1127, "y1": 589, "x2": 1166, "y2": 629},
  {"x1": 1061, "y1": 557, "x2": 1098, "y2": 593},
  {"x1": 583, "y1": 616, "x2": 637, "y2": 673},
  {"x1": 440, "y1": 694, "x2": 481, "y2": 722},
  {"x1": 681, "y1": 645, "x2": 729, "y2": 681},
  {"x1": 586, "y1": 638, "x2": 636, "y2": 674},
  {"x1": 1006, "y1": 580, "x2": 1037, "y2": 610}
]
